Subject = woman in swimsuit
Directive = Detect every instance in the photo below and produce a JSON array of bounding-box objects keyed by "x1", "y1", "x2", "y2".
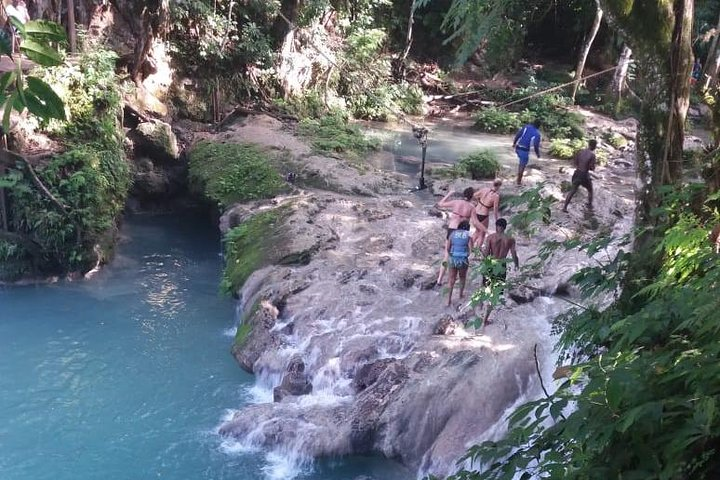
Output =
[
  {"x1": 472, "y1": 179, "x2": 502, "y2": 249},
  {"x1": 436, "y1": 187, "x2": 475, "y2": 285}
]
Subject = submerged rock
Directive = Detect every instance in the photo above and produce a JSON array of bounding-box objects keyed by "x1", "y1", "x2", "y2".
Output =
[{"x1": 273, "y1": 355, "x2": 313, "y2": 402}]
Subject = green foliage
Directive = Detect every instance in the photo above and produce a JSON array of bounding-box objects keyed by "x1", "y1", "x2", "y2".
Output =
[
  {"x1": 168, "y1": 0, "x2": 274, "y2": 82},
  {"x1": 221, "y1": 209, "x2": 285, "y2": 295},
  {"x1": 549, "y1": 138, "x2": 586, "y2": 159},
  {"x1": 474, "y1": 92, "x2": 584, "y2": 139},
  {"x1": 0, "y1": 45, "x2": 128, "y2": 278},
  {"x1": 234, "y1": 322, "x2": 253, "y2": 347},
  {"x1": 349, "y1": 82, "x2": 424, "y2": 120},
  {"x1": 473, "y1": 107, "x2": 522, "y2": 134},
  {"x1": 297, "y1": 115, "x2": 380, "y2": 157},
  {"x1": 0, "y1": 19, "x2": 67, "y2": 131},
  {"x1": 457, "y1": 151, "x2": 501, "y2": 179},
  {"x1": 452, "y1": 189, "x2": 720, "y2": 480},
  {"x1": 520, "y1": 94, "x2": 585, "y2": 139},
  {"x1": 37, "y1": 47, "x2": 121, "y2": 139},
  {"x1": 188, "y1": 141, "x2": 286, "y2": 207}
]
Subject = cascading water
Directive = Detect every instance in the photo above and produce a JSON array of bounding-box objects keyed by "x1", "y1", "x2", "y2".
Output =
[{"x1": 218, "y1": 119, "x2": 635, "y2": 479}]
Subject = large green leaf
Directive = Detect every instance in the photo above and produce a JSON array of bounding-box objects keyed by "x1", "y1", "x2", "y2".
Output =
[
  {"x1": 0, "y1": 71, "x2": 16, "y2": 95},
  {"x1": 2, "y1": 91, "x2": 17, "y2": 132},
  {"x1": 23, "y1": 20, "x2": 67, "y2": 43},
  {"x1": 8, "y1": 16, "x2": 26, "y2": 37},
  {"x1": 23, "y1": 76, "x2": 65, "y2": 121},
  {"x1": 19, "y1": 39, "x2": 62, "y2": 67}
]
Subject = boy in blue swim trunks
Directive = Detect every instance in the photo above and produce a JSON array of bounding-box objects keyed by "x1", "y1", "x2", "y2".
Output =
[
  {"x1": 512, "y1": 120, "x2": 542, "y2": 186},
  {"x1": 446, "y1": 220, "x2": 472, "y2": 307}
]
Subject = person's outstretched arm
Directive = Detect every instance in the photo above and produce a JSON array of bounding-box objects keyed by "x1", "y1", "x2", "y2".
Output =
[
  {"x1": 493, "y1": 195, "x2": 500, "y2": 221},
  {"x1": 436, "y1": 191, "x2": 454, "y2": 209}
]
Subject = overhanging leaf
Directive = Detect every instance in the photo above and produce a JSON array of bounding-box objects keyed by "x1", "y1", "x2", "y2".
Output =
[
  {"x1": 25, "y1": 76, "x2": 65, "y2": 120},
  {"x1": 8, "y1": 16, "x2": 26, "y2": 37},
  {"x1": 23, "y1": 20, "x2": 67, "y2": 43},
  {"x1": 2, "y1": 91, "x2": 17, "y2": 132},
  {"x1": 0, "y1": 71, "x2": 16, "y2": 94},
  {"x1": 19, "y1": 39, "x2": 62, "y2": 67}
]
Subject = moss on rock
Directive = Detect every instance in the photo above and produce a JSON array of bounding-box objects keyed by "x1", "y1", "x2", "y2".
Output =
[
  {"x1": 220, "y1": 209, "x2": 288, "y2": 295},
  {"x1": 188, "y1": 141, "x2": 287, "y2": 208}
]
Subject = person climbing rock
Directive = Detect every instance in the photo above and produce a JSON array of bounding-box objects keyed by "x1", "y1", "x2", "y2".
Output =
[
  {"x1": 562, "y1": 139, "x2": 597, "y2": 212},
  {"x1": 481, "y1": 218, "x2": 519, "y2": 326},
  {"x1": 512, "y1": 119, "x2": 542, "y2": 186},
  {"x1": 446, "y1": 220, "x2": 472, "y2": 307},
  {"x1": 435, "y1": 187, "x2": 475, "y2": 285},
  {"x1": 472, "y1": 179, "x2": 502, "y2": 248}
]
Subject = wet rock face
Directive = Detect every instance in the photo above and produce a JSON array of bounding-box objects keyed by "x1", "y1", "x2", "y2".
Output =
[
  {"x1": 216, "y1": 113, "x2": 637, "y2": 478},
  {"x1": 273, "y1": 355, "x2": 313, "y2": 402}
]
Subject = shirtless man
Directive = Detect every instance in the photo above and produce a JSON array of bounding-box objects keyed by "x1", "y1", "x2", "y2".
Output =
[
  {"x1": 563, "y1": 139, "x2": 597, "y2": 212},
  {"x1": 472, "y1": 179, "x2": 501, "y2": 248},
  {"x1": 435, "y1": 187, "x2": 475, "y2": 285},
  {"x1": 481, "y1": 218, "x2": 519, "y2": 326}
]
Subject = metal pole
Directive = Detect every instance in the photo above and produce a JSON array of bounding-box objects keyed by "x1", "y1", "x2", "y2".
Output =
[
  {"x1": 419, "y1": 143, "x2": 427, "y2": 189},
  {"x1": 412, "y1": 125, "x2": 429, "y2": 190}
]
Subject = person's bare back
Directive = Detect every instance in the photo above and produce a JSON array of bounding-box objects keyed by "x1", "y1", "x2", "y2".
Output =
[{"x1": 486, "y1": 232, "x2": 516, "y2": 261}]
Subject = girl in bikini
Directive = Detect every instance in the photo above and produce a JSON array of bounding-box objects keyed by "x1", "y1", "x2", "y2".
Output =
[
  {"x1": 436, "y1": 187, "x2": 475, "y2": 285},
  {"x1": 472, "y1": 179, "x2": 502, "y2": 249}
]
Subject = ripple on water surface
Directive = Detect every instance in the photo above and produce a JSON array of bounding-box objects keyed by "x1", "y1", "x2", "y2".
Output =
[{"x1": 0, "y1": 214, "x2": 410, "y2": 480}]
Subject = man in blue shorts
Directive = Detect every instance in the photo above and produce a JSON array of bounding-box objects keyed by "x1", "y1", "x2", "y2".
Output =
[{"x1": 512, "y1": 120, "x2": 542, "y2": 186}]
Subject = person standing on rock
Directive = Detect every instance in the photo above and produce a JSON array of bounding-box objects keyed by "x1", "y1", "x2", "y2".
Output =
[
  {"x1": 562, "y1": 139, "x2": 597, "y2": 212},
  {"x1": 481, "y1": 218, "x2": 519, "y2": 326},
  {"x1": 512, "y1": 120, "x2": 542, "y2": 186},
  {"x1": 471, "y1": 179, "x2": 502, "y2": 248},
  {"x1": 435, "y1": 187, "x2": 476, "y2": 285},
  {"x1": 447, "y1": 220, "x2": 472, "y2": 307}
]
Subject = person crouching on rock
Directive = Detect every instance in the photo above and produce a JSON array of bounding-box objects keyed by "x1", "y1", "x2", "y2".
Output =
[
  {"x1": 435, "y1": 187, "x2": 476, "y2": 285},
  {"x1": 446, "y1": 220, "x2": 472, "y2": 307}
]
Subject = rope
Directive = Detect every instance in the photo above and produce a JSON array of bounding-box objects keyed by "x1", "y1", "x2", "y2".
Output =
[{"x1": 498, "y1": 66, "x2": 619, "y2": 109}]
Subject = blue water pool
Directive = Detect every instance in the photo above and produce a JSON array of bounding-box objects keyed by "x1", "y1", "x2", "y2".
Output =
[{"x1": 0, "y1": 215, "x2": 410, "y2": 480}]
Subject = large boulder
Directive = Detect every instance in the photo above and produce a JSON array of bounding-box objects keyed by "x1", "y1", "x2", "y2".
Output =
[{"x1": 131, "y1": 120, "x2": 179, "y2": 162}]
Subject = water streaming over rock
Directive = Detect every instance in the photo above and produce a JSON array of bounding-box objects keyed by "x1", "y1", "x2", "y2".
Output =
[{"x1": 213, "y1": 115, "x2": 637, "y2": 479}]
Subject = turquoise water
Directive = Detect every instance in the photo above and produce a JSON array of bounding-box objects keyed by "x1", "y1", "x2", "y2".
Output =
[{"x1": 0, "y1": 215, "x2": 410, "y2": 480}]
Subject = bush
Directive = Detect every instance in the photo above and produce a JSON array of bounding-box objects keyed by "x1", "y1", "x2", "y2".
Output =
[
  {"x1": 349, "y1": 82, "x2": 424, "y2": 120},
  {"x1": 297, "y1": 114, "x2": 379, "y2": 157},
  {"x1": 549, "y1": 138, "x2": 586, "y2": 159},
  {"x1": 473, "y1": 107, "x2": 522, "y2": 134},
  {"x1": 457, "y1": 150, "x2": 501, "y2": 179},
  {"x1": 188, "y1": 141, "x2": 285, "y2": 207}
]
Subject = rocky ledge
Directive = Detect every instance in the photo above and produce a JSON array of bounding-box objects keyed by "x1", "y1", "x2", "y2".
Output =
[{"x1": 210, "y1": 114, "x2": 636, "y2": 477}]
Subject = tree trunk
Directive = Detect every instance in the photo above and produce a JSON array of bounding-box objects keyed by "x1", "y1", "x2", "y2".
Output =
[
  {"x1": 702, "y1": 11, "x2": 720, "y2": 83},
  {"x1": 702, "y1": 42, "x2": 720, "y2": 91},
  {"x1": 571, "y1": 2, "x2": 603, "y2": 102},
  {"x1": 271, "y1": 0, "x2": 303, "y2": 48},
  {"x1": 66, "y1": 0, "x2": 76, "y2": 53},
  {"x1": 598, "y1": 0, "x2": 693, "y2": 299},
  {"x1": 394, "y1": 0, "x2": 417, "y2": 80},
  {"x1": 612, "y1": 44, "x2": 632, "y2": 101}
]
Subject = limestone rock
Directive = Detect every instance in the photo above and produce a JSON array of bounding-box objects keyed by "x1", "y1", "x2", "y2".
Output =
[
  {"x1": 273, "y1": 355, "x2": 313, "y2": 402},
  {"x1": 131, "y1": 120, "x2": 179, "y2": 161},
  {"x1": 433, "y1": 315, "x2": 458, "y2": 335}
]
